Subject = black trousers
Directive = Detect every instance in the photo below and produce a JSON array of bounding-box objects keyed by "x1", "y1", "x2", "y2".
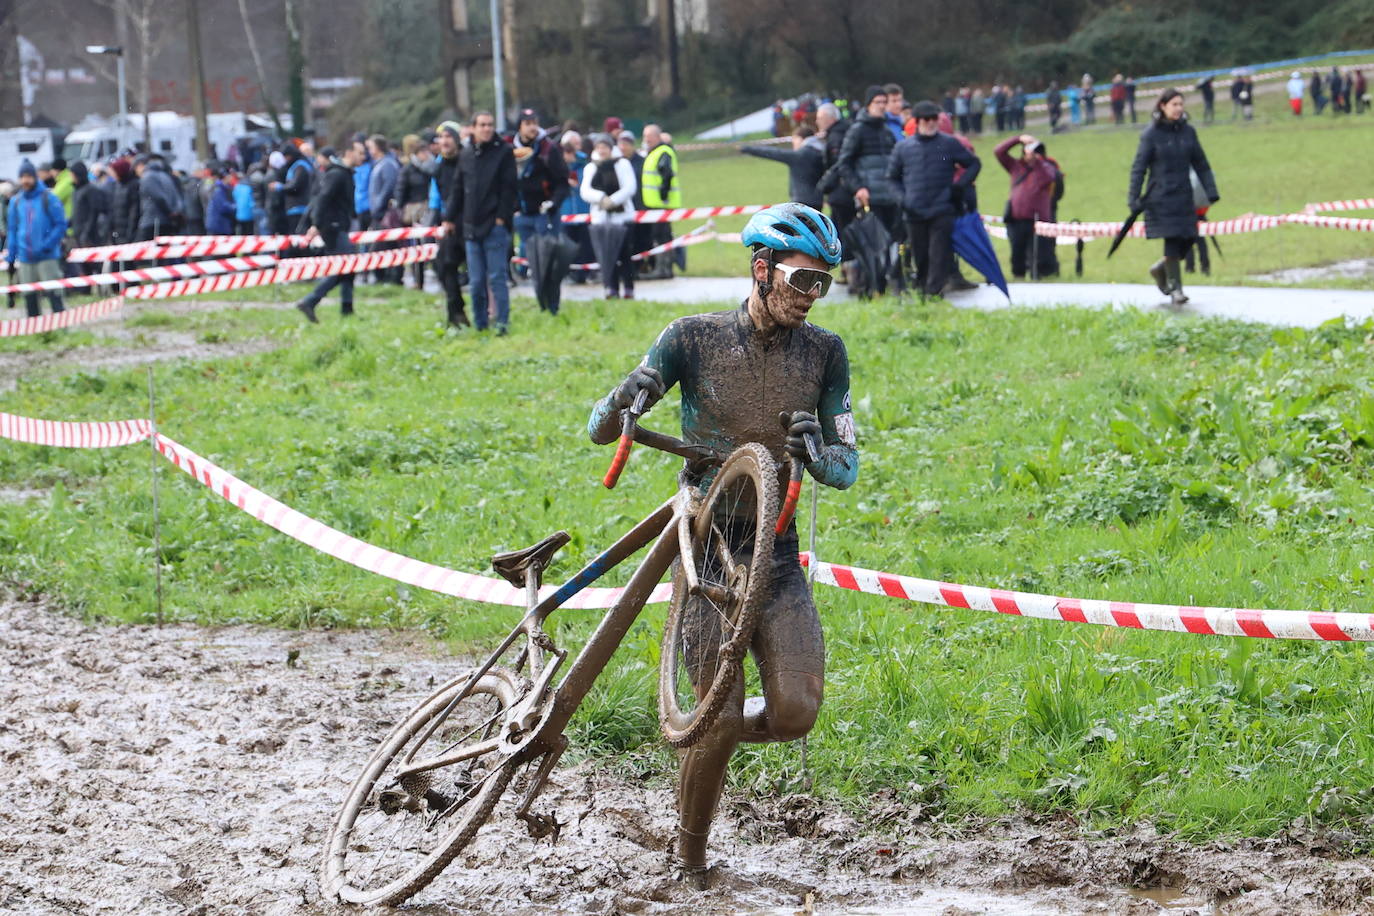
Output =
[
  {"x1": 827, "y1": 198, "x2": 857, "y2": 244},
  {"x1": 435, "y1": 231, "x2": 468, "y2": 325},
  {"x1": 1006, "y1": 218, "x2": 1059, "y2": 278},
  {"x1": 905, "y1": 212, "x2": 955, "y2": 295}
]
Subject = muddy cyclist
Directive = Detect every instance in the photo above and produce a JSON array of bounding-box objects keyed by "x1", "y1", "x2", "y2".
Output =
[{"x1": 588, "y1": 202, "x2": 859, "y2": 878}]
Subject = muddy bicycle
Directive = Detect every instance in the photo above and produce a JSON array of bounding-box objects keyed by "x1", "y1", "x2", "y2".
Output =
[{"x1": 320, "y1": 393, "x2": 817, "y2": 906}]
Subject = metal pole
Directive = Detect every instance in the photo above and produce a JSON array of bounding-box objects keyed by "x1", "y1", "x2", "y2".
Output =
[
  {"x1": 115, "y1": 52, "x2": 128, "y2": 153},
  {"x1": 147, "y1": 368, "x2": 164, "y2": 626},
  {"x1": 490, "y1": 0, "x2": 505, "y2": 132}
]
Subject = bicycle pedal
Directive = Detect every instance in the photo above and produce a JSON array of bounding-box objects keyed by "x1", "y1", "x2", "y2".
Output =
[{"x1": 518, "y1": 809, "x2": 565, "y2": 843}]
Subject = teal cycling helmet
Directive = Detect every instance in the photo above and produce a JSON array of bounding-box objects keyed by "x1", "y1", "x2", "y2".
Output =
[{"x1": 741, "y1": 203, "x2": 843, "y2": 267}]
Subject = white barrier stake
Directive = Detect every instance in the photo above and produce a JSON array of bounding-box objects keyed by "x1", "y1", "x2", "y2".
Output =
[{"x1": 147, "y1": 367, "x2": 164, "y2": 626}]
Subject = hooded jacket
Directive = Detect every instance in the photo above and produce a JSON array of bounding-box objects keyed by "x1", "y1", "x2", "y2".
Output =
[
  {"x1": 741, "y1": 137, "x2": 825, "y2": 210},
  {"x1": 70, "y1": 163, "x2": 110, "y2": 246},
  {"x1": 6, "y1": 184, "x2": 67, "y2": 263},
  {"x1": 887, "y1": 131, "x2": 980, "y2": 220},
  {"x1": 306, "y1": 160, "x2": 356, "y2": 244},
  {"x1": 444, "y1": 136, "x2": 517, "y2": 239},
  {"x1": 835, "y1": 110, "x2": 898, "y2": 207},
  {"x1": 513, "y1": 128, "x2": 570, "y2": 216},
  {"x1": 137, "y1": 159, "x2": 183, "y2": 232},
  {"x1": 206, "y1": 179, "x2": 236, "y2": 235},
  {"x1": 1127, "y1": 112, "x2": 1218, "y2": 239},
  {"x1": 109, "y1": 163, "x2": 140, "y2": 245}
]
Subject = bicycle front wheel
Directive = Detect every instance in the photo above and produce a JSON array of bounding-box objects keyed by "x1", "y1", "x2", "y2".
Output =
[
  {"x1": 320, "y1": 667, "x2": 522, "y2": 906},
  {"x1": 659, "y1": 442, "x2": 778, "y2": 748}
]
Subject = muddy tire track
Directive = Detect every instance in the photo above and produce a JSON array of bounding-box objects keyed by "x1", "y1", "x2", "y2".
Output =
[{"x1": 2, "y1": 594, "x2": 1373, "y2": 915}]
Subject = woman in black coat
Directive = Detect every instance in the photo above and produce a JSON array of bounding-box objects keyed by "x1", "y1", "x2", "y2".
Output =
[{"x1": 1127, "y1": 88, "x2": 1218, "y2": 306}]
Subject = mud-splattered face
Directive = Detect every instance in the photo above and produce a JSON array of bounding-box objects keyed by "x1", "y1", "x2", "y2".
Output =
[{"x1": 751, "y1": 251, "x2": 833, "y2": 329}]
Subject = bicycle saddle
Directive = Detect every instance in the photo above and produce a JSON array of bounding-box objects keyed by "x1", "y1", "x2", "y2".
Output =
[{"x1": 491, "y1": 530, "x2": 571, "y2": 588}]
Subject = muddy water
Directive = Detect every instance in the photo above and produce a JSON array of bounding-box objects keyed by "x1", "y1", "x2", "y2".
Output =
[{"x1": 2, "y1": 593, "x2": 1373, "y2": 915}]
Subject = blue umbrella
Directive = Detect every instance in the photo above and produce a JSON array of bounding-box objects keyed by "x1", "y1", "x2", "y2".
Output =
[{"x1": 951, "y1": 211, "x2": 1010, "y2": 299}]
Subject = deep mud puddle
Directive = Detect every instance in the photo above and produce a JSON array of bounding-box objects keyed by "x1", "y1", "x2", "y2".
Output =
[{"x1": 2, "y1": 593, "x2": 1373, "y2": 915}]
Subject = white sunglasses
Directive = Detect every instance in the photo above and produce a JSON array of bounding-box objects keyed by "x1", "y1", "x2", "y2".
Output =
[{"x1": 774, "y1": 262, "x2": 834, "y2": 298}]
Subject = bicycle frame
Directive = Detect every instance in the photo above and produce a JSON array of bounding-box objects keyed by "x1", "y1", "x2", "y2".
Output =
[{"x1": 396, "y1": 480, "x2": 700, "y2": 789}]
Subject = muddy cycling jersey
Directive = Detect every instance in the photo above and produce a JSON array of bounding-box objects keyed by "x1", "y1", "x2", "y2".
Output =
[{"x1": 590, "y1": 302, "x2": 858, "y2": 492}]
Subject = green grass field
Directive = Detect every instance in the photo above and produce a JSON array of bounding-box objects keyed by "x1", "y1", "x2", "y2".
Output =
[
  {"x1": 7, "y1": 287, "x2": 1374, "y2": 843},
  {"x1": 674, "y1": 82, "x2": 1374, "y2": 288}
]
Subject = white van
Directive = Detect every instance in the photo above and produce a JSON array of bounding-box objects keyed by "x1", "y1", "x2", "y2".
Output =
[
  {"x1": 0, "y1": 128, "x2": 54, "y2": 180},
  {"x1": 62, "y1": 112, "x2": 247, "y2": 170}
]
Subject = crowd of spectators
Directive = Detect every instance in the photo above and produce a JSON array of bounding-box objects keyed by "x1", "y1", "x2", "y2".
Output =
[
  {"x1": 0, "y1": 110, "x2": 687, "y2": 332},
  {"x1": 0, "y1": 60, "x2": 1365, "y2": 323}
]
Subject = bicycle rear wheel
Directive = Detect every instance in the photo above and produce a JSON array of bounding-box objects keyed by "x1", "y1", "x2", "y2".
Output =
[
  {"x1": 659, "y1": 442, "x2": 778, "y2": 748},
  {"x1": 320, "y1": 667, "x2": 523, "y2": 906}
]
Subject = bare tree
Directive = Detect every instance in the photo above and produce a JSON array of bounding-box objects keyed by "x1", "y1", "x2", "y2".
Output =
[{"x1": 237, "y1": 0, "x2": 284, "y2": 133}]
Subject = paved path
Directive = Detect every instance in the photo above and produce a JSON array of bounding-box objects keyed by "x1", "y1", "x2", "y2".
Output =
[{"x1": 561, "y1": 276, "x2": 1373, "y2": 329}]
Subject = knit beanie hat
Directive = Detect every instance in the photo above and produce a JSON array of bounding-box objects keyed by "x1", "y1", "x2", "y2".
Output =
[
  {"x1": 863, "y1": 85, "x2": 887, "y2": 106},
  {"x1": 18, "y1": 158, "x2": 35, "y2": 178}
]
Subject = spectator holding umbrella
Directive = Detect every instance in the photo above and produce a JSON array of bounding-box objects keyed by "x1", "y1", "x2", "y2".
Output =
[
  {"x1": 887, "y1": 100, "x2": 980, "y2": 297},
  {"x1": 1127, "y1": 89, "x2": 1218, "y2": 308}
]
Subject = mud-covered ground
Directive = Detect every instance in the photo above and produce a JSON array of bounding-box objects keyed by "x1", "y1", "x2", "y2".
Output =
[{"x1": 3, "y1": 594, "x2": 1374, "y2": 915}]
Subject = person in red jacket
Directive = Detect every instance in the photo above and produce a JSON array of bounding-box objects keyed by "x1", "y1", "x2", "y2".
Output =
[{"x1": 995, "y1": 133, "x2": 1063, "y2": 279}]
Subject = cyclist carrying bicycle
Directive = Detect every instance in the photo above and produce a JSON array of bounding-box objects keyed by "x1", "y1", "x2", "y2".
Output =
[{"x1": 588, "y1": 202, "x2": 859, "y2": 877}]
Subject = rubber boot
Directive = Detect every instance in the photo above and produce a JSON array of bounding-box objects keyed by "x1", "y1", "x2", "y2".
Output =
[
  {"x1": 1166, "y1": 259, "x2": 1188, "y2": 307},
  {"x1": 1148, "y1": 259, "x2": 1169, "y2": 295}
]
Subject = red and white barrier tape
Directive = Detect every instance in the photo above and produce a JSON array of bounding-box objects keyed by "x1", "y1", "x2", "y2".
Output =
[
  {"x1": 153, "y1": 433, "x2": 672, "y2": 609},
  {"x1": 0, "y1": 255, "x2": 279, "y2": 294},
  {"x1": 0, "y1": 295, "x2": 125, "y2": 336},
  {"x1": 69, "y1": 226, "x2": 447, "y2": 263},
  {"x1": 560, "y1": 204, "x2": 768, "y2": 225},
  {"x1": 802, "y1": 554, "x2": 1374, "y2": 642},
  {"x1": 1284, "y1": 213, "x2": 1374, "y2": 233},
  {"x1": 0, "y1": 411, "x2": 152, "y2": 447},
  {"x1": 0, "y1": 407, "x2": 1368, "y2": 633},
  {"x1": 124, "y1": 245, "x2": 437, "y2": 301},
  {"x1": 1304, "y1": 198, "x2": 1374, "y2": 214}
]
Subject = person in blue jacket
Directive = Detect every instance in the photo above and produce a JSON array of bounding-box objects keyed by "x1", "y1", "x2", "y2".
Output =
[
  {"x1": 232, "y1": 171, "x2": 255, "y2": 234},
  {"x1": 351, "y1": 134, "x2": 373, "y2": 230},
  {"x1": 3, "y1": 159, "x2": 67, "y2": 317},
  {"x1": 205, "y1": 166, "x2": 236, "y2": 236}
]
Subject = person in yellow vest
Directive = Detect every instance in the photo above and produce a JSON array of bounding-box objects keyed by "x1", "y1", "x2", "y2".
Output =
[{"x1": 640, "y1": 123, "x2": 680, "y2": 279}]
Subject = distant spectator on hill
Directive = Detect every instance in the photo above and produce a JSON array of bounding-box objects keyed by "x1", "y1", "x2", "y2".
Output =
[
  {"x1": 970, "y1": 87, "x2": 985, "y2": 133},
  {"x1": 1110, "y1": 75, "x2": 1127, "y2": 125},
  {"x1": 955, "y1": 87, "x2": 971, "y2": 134},
  {"x1": 1046, "y1": 82, "x2": 1063, "y2": 131},
  {"x1": 1010, "y1": 85, "x2": 1027, "y2": 130},
  {"x1": 1356, "y1": 70, "x2": 1369, "y2": 114},
  {"x1": 1311, "y1": 72, "x2": 1328, "y2": 114},
  {"x1": 1195, "y1": 75, "x2": 1216, "y2": 123},
  {"x1": 1125, "y1": 76, "x2": 1138, "y2": 122},
  {"x1": 1080, "y1": 74, "x2": 1096, "y2": 124},
  {"x1": 1287, "y1": 72, "x2": 1306, "y2": 116}
]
